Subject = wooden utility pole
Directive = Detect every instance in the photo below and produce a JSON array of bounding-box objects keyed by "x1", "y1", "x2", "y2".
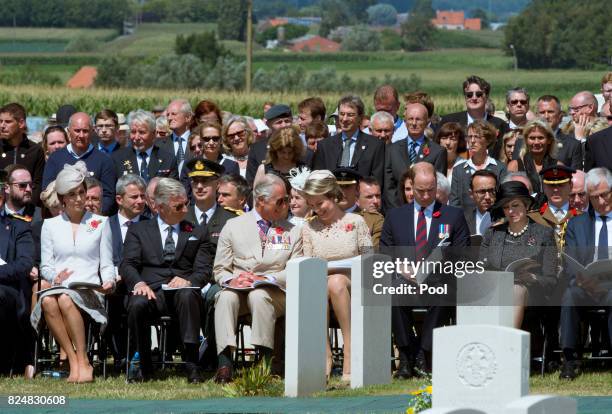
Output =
[{"x1": 245, "y1": 0, "x2": 253, "y2": 93}]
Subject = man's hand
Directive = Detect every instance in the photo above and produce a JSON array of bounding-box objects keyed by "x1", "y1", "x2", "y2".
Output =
[
  {"x1": 576, "y1": 274, "x2": 605, "y2": 297},
  {"x1": 228, "y1": 272, "x2": 267, "y2": 288},
  {"x1": 53, "y1": 268, "x2": 73, "y2": 286},
  {"x1": 29, "y1": 267, "x2": 39, "y2": 282},
  {"x1": 573, "y1": 114, "x2": 590, "y2": 140},
  {"x1": 168, "y1": 276, "x2": 191, "y2": 288},
  {"x1": 133, "y1": 281, "x2": 156, "y2": 300}
]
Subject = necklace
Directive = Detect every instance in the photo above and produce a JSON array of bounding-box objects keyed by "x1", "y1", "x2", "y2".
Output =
[{"x1": 507, "y1": 222, "x2": 529, "y2": 237}]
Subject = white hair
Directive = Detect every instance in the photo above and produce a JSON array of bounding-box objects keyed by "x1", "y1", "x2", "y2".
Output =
[
  {"x1": 586, "y1": 168, "x2": 612, "y2": 192},
  {"x1": 154, "y1": 178, "x2": 187, "y2": 206},
  {"x1": 116, "y1": 174, "x2": 146, "y2": 196},
  {"x1": 128, "y1": 109, "x2": 156, "y2": 133},
  {"x1": 169, "y1": 98, "x2": 193, "y2": 116},
  {"x1": 370, "y1": 111, "x2": 394, "y2": 126},
  {"x1": 253, "y1": 174, "x2": 285, "y2": 200}
]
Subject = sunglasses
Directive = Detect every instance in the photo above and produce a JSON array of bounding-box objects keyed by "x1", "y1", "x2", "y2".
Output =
[
  {"x1": 190, "y1": 143, "x2": 203, "y2": 151},
  {"x1": 10, "y1": 181, "x2": 33, "y2": 190},
  {"x1": 272, "y1": 196, "x2": 289, "y2": 207},
  {"x1": 227, "y1": 130, "x2": 246, "y2": 139},
  {"x1": 202, "y1": 136, "x2": 221, "y2": 143},
  {"x1": 168, "y1": 201, "x2": 189, "y2": 212},
  {"x1": 510, "y1": 99, "x2": 528, "y2": 106},
  {"x1": 465, "y1": 91, "x2": 484, "y2": 99},
  {"x1": 606, "y1": 116, "x2": 612, "y2": 121}
]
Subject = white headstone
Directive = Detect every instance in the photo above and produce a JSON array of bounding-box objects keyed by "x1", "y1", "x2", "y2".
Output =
[
  {"x1": 456, "y1": 271, "x2": 514, "y2": 328},
  {"x1": 432, "y1": 325, "x2": 529, "y2": 411},
  {"x1": 351, "y1": 254, "x2": 392, "y2": 388},
  {"x1": 504, "y1": 395, "x2": 577, "y2": 414},
  {"x1": 284, "y1": 257, "x2": 328, "y2": 397}
]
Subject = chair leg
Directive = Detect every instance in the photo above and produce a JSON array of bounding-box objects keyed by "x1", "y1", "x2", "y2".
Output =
[
  {"x1": 125, "y1": 326, "x2": 131, "y2": 383},
  {"x1": 161, "y1": 323, "x2": 167, "y2": 371}
]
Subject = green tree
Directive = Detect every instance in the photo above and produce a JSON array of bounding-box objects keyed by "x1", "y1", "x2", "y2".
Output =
[
  {"x1": 341, "y1": 26, "x2": 382, "y2": 52},
  {"x1": 469, "y1": 8, "x2": 490, "y2": 30},
  {"x1": 175, "y1": 31, "x2": 228, "y2": 67},
  {"x1": 218, "y1": 0, "x2": 248, "y2": 41},
  {"x1": 318, "y1": 0, "x2": 355, "y2": 38},
  {"x1": 367, "y1": 4, "x2": 398, "y2": 26},
  {"x1": 347, "y1": 0, "x2": 377, "y2": 22},
  {"x1": 411, "y1": 0, "x2": 434, "y2": 19},
  {"x1": 401, "y1": 12, "x2": 435, "y2": 51},
  {"x1": 380, "y1": 28, "x2": 403, "y2": 50}
]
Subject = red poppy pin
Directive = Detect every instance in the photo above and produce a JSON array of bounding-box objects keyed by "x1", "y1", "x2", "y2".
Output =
[
  {"x1": 539, "y1": 202, "x2": 548, "y2": 215},
  {"x1": 569, "y1": 207, "x2": 578, "y2": 217},
  {"x1": 87, "y1": 219, "x2": 102, "y2": 233},
  {"x1": 345, "y1": 223, "x2": 355, "y2": 232},
  {"x1": 275, "y1": 227, "x2": 284, "y2": 235},
  {"x1": 423, "y1": 146, "x2": 430, "y2": 156},
  {"x1": 432, "y1": 211, "x2": 441, "y2": 218},
  {"x1": 182, "y1": 223, "x2": 193, "y2": 233}
]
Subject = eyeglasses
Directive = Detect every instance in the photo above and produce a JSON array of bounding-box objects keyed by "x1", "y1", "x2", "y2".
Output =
[
  {"x1": 270, "y1": 196, "x2": 289, "y2": 207},
  {"x1": 568, "y1": 103, "x2": 590, "y2": 113},
  {"x1": 202, "y1": 136, "x2": 221, "y2": 143},
  {"x1": 190, "y1": 143, "x2": 203, "y2": 151},
  {"x1": 10, "y1": 181, "x2": 33, "y2": 190},
  {"x1": 510, "y1": 99, "x2": 528, "y2": 106},
  {"x1": 168, "y1": 201, "x2": 189, "y2": 212},
  {"x1": 227, "y1": 129, "x2": 246, "y2": 139},
  {"x1": 474, "y1": 188, "x2": 496, "y2": 196},
  {"x1": 590, "y1": 190, "x2": 612, "y2": 201},
  {"x1": 464, "y1": 91, "x2": 484, "y2": 99}
]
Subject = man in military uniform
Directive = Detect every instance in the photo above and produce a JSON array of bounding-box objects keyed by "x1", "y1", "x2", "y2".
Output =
[
  {"x1": 183, "y1": 157, "x2": 243, "y2": 370},
  {"x1": 529, "y1": 165, "x2": 578, "y2": 372},
  {"x1": 334, "y1": 167, "x2": 384, "y2": 249}
]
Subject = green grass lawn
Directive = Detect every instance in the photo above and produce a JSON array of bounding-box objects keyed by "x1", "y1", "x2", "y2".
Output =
[
  {"x1": 0, "y1": 27, "x2": 117, "y2": 42},
  {"x1": 0, "y1": 372, "x2": 610, "y2": 400}
]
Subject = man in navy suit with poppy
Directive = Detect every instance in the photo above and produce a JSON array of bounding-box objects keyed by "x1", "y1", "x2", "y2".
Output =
[
  {"x1": 120, "y1": 178, "x2": 212, "y2": 383},
  {"x1": 381, "y1": 162, "x2": 469, "y2": 378}
]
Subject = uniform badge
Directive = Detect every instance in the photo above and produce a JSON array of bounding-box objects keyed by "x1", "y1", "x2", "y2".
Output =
[{"x1": 438, "y1": 224, "x2": 450, "y2": 239}]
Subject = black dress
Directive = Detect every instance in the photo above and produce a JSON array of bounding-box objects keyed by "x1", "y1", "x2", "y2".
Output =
[{"x1": 479, "y1": 220, "x2": 559, "y2": 304}]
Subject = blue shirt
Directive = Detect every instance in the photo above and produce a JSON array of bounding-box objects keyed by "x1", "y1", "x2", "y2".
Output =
[{"x1": 98, "y1": 141, "x2": 118, "y2": 154}]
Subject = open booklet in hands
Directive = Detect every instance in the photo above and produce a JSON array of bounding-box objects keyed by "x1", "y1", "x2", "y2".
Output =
[
  {"x1": 221, "y1": 273, "x2": 284, "y2": 291},
  {"x1": 39, "y1": 281, "x2": 107, "y2": 294},
  {"x1": 562, "y1": 252, "x2": 612, "y2": 286}
]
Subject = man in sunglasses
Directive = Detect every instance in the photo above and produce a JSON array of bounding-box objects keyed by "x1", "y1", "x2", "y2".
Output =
[
  {"x1": 2, "y1": 164, "x2": 40, "y2": 221},
  {"x1": 213, "y1": 173, "x2": 302, "y2": 383},
  {"x1": 505, "y1": 87, "x2": 531, "y2": 130},
  {"x1": 438, "y1": 75, "x2": 509, "y2": 159},
  {"x1": 0, "y1": 103, "x2": 45, "y2": 206}
]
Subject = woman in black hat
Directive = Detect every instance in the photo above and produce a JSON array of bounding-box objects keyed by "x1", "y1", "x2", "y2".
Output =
[{"x1": 479, "y1": 181, "x2": 558, "y2": 329}]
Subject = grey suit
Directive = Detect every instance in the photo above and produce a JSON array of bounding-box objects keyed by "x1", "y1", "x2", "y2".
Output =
[
  {"x1": 449, "y1": 159, "x2": 506, "y2": 211},
  {"x1": 384, "y1": 137, "x2": 447, "y2": 209}
]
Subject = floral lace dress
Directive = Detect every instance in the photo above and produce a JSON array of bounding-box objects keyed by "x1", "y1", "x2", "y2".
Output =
[{"x1": 302, "y1": 213, "x2": 373, "y2": 263}]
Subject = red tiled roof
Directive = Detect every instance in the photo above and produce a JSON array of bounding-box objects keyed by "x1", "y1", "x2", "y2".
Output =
[{"x1": 66, "y1": 66, "x2": 97, "y2": 89}]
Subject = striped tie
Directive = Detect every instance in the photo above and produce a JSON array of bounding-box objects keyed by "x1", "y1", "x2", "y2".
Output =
[
  {"x1": 415, "y1": 206, "x2": 428, "y2": 260},
  {"x1": 409, "y1": 141, "x2": 418, "y2": 165}
]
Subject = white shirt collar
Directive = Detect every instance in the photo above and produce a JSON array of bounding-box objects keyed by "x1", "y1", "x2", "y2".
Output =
[
  {"x1": 550, "y1": 202, "x2": 569, "y2": 214},
  {"x1": 414, "y1": 200, "x2": 435, "y2": 215},
  {"x1": 157, "y1": 215, "x2": 179, "y2": 232},
  {"x1": 118, "y1": 212, "x2": 140, "y2": 227},
  {"x1": 4, "y1": 204, "x2": 24, "y2": 216},
  {"x1": 466, "y1": 156, "x2": 497, "y2": 171},
  {"x1": 194, "y1": 203, "x2": 217, "y2": 224},
  {"x1": 466, "y1": 112, "x2": 488, "y2": 125},
  {"x1": 135, "y1": 146, "x2": 154, "y2": 157},
  {"x1": 345, "y1": 204, "x2": 358, "y2": 213}
]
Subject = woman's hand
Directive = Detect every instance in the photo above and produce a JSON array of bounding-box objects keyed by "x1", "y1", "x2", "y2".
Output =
[
  {"x1": 101, "y1": 281, "x2": 115, "y2": 294},
  {"x1": 53, "y1": 268, "x2": 74, "y2": 286}
]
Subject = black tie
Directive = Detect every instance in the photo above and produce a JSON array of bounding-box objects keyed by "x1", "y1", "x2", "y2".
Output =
[
  {"x1": 201, "y1": 213, "x2": 207, "y2": 226},
  {"x1": 163, "y1": 226, "x2": 176, "y2": 263},
  {"x1": 139, "y1": 151, "x2": 149, "y2": 182},
  {"x1": 598, "y1": 216, "x2": 608, "y2": 260}
]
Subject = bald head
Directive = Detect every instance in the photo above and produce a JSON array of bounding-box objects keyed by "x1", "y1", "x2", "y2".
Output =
[
  {"x1": 570, "y1": 91, "x2": 598, "y2": 120},
  {"x1": 405, "y1": 103, "x2": 429, "y2": 139},
  {"x1": 412, "y1": 162, "x2": 437, "y2": 207},
  {"x1": 570, "y1": 169, "x2": 588, "y2": 211},
  {"x1": 67, "y1": 112, "x2": 92, "y2": 155}
]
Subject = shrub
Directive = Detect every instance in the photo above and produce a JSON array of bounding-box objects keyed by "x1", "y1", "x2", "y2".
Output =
[
  {"x1": 64, "y1": 37, "x2": 100, "y2": 53},
  {"x1": 223, "y1": 359, "x2": 282, "y2": 397},
  {"x1": 341, "y1": 25, "x2": 382, "y2": 52}
]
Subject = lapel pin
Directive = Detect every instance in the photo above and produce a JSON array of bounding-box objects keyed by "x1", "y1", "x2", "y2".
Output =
[
  {"x1": 361, "y1": 145, "x2": 366, "y2": 150},
  {"x1": 21, "y1": 154, "x2": 25, "y2": 158}
]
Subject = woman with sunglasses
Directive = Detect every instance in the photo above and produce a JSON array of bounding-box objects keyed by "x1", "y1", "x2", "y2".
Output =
[
  {"x1": 222, "y1": 116, "x2": 255, "y2": 178},
  {"x1": 253, "y1": 126, "x2": 306, "y2": 187},
  {"x1": 185, "y1": 121, "x2": 239, "y2": 176},
  {"x1": 31, "y1": 162, "x2": 115, "y2": 383}
]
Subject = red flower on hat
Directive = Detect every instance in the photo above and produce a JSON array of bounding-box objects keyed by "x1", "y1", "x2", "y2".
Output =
[
  {"x1": 432, "y1": 211, "x2": 441, "y2": 218},
  {"x1": 275, "y1": 227, "x2": 284, "y2": 234}
]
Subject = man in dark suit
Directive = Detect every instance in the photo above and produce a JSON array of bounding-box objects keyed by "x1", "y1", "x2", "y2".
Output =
[
  {"x1": 586, "y1": 126, "x2": 612, "y2": 171},
  {"x1": 438, "y1": 75, "x2": 509, "y2": 159},
  {"x1": 559, "y1": 167, "x2": 612, "y2": 380},
  {"x1": 313, "y1": 95, "x2": 385, "y2": 190},
  {"x1": 385, "y1": 102, "x2": 446, "y2": 209},
  {"x1": 0, "y1": 103, "x2": 46, "y2": 206},
  {"x1": 380, "y1": 162, "x2": 470, "y2": 378},
  {"x1": 464, "y1": 170, "x2": 497, "y2": 236},
  {"x1": 106, "y1": 174, "x2": 148, "y2": 371},
  {"x1": 112, "y1": 110, "x2": 178, "y2": 184},
  {"x1": 120, "y1": 178, "x2": 212, "y2": 383},
  {"x1": 0, "y1": 209, "x2": 34, "y2": 375}
]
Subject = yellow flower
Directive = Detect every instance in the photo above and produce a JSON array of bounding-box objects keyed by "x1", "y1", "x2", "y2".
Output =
[
  {"x1": 425, "y1": 385, "x2": 433, "y2": 394},
  {"x1": 406, "y1": 408, "x2": 415, "y2": 414},
  {"x1": 410, "y1": 389, "x2": 423, "y2": 395}
]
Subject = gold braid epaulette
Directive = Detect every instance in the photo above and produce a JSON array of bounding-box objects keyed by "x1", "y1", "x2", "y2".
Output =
[
  {"x1": 10, "y1": 213, "x2": 32, "y2": 222},
  {"x1": 223, "y1": 206, "x2": 244, "y2": 216}
]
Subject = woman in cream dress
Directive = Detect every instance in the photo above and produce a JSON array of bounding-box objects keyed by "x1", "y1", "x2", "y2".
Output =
[
  {"x1": 31, "y1": 162, "x2": 115, "y2": 383},
  {"x1": 301, "y1": 170, "x2": 373, "y2": 381}
]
